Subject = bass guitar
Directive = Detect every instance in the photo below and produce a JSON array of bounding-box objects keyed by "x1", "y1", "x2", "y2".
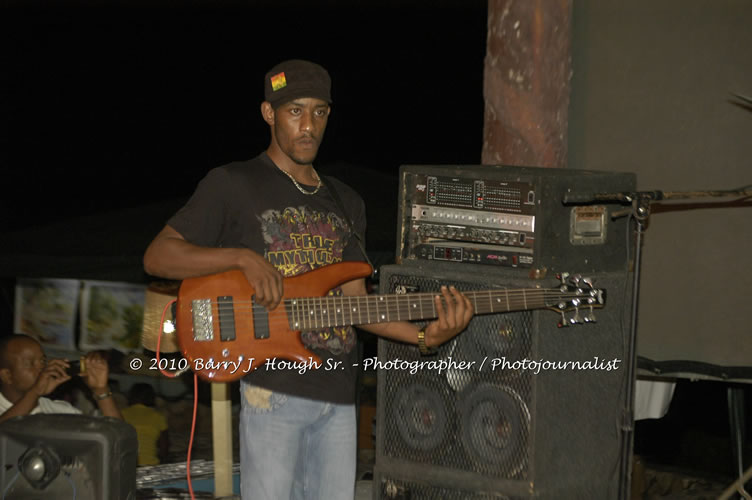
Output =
[{"x1": 175, "y1": 261, "x2": 605, "y2": 382}]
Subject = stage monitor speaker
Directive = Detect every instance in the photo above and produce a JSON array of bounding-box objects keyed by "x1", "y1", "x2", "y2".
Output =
[
  {"x1": 374, "y1": 263, "x2": 633, "y2": 499},
  {"x1": 0, "y1": 414, "x2": 138, "y2": 500}
]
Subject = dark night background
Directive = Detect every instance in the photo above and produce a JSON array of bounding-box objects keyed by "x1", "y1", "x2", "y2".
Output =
[
  {"x1": 1, "y1": 0, "x2": 487, "y2": 240},
  {"x1": 1, "y1": 0, "x2": 749, "y2": 490}
]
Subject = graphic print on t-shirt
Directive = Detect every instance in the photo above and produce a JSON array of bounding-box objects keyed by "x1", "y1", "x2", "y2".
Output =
[{"x1": 258, "y1": 205, "x2": 356, "y2": 355}]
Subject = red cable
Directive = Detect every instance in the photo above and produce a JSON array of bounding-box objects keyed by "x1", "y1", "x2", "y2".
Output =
[{"x1": 156, "y1": 298, "x2": 198, "y2": 500}]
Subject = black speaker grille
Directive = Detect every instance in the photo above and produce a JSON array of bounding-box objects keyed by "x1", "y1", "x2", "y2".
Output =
[{"x1": 380, "y1": 273, "x2": 534, "y2": 480}]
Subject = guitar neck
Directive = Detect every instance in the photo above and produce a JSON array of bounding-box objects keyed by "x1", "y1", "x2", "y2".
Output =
[{"x1": 285, "y1": 288, "x2": 551, "y2": 331}]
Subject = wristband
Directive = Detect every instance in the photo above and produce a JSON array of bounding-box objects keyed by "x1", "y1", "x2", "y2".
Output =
[
  {"x1": 94, "y1": 391, "x2": 112, "y2": 401},
  {"x1": 417, "y1": 328, "x2": 437, "y2": 356}
]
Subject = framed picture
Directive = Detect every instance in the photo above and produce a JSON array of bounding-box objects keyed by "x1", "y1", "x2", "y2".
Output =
[
  {"x1": 79, "y1": 281, "x2": 146, "y2": 353},
  {"x1": 14, "y1": 278, "x2": 80, "y2": 349}
]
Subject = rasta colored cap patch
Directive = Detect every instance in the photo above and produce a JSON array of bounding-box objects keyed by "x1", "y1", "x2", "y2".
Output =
[
  {"x1": 270, "y1": 72, "x2": 287, "y2": 91},
  {"x1": 263, "y1": 60, "x2": 331, "y2": 108}
]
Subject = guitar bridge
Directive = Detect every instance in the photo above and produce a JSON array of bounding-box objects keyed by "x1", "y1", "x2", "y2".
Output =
[{"x1": 192, "y1": 299, "x2": 214, "y2": 341}]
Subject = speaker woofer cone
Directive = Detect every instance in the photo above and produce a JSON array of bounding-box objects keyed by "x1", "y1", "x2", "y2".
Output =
[
  {"x1": 391, "y1": 381, "x2": 450, "y2": 453},
  {"x1": 459, "y1": 383, "x2": 530, "y2": 478}
]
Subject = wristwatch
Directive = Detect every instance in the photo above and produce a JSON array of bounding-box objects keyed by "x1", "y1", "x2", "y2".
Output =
[
  {"x1": 417, "y1": 328, "x2": 438, "y2": 356},
  {"x1": 94, "y1": 391, "x2": 113, "y2": 401}
]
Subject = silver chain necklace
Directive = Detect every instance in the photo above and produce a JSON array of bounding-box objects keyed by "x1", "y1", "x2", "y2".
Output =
[{"x1": 278, "y1": 166, "x2": 322, "y2": 195}]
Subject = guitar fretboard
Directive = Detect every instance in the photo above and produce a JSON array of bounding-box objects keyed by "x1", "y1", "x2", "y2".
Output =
[{"x1": 284, "y1": 289, "x2": 554, "y2": 330}]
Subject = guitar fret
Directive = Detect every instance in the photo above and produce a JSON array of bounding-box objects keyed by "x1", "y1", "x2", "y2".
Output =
[
  {"x1": 467, "y1": 292, "x2": 476, "y2": 315},
  {"x1": 323, "y1": 296, "x2": 329, "y2": 328},
  {"x1": 335, "y1": 295, "x2": 342, "y2": 327},
  {"x1": 304, "y1": 298, "x2": 310, "y2": 329},
  {"x1": 347, "y1": 295, "x2": 353, "y2": 324},
  {"x1": 323, "y1": 297, "x2": 326, "y2": 327},
  {"x1": 289, "y1": 299, "x2": 295, "y2": 329},
  {"x1": 299, "y1": 299, "x2": 304, "y2": 330},
  {"x1": 318, "y1": 296, "x2": 324, "y2": 328},
  {"x1": 315, "y1": 297, "x2": 319, "y2": 328},
  {"x1": 320, "y1": 296, "x2": 325, "y2": 328},
  {"x1": 478, "y1": 291, "x2": 487, "y2": 315},
  {"x1": 290, "y1": 299, "x2": 295, "y2": 328},
  {"x1": 297, "y1": 298, "x2": 302, "y2": 329},
  {"x1": 375, "y1": 296, "x2": 383, "y2": 323},
  {"x1": 341, "y1": 294, "x2": 347, "y2": 327},
  {"x1": 316, "y1": 297, "x2": 321, "y2": 328},
  {"x1": 299, "y1": 299, "x2": 304, "y2": 328},
  {"x1": 350, "y1": 296, "x2": 358, "y2": 325},
  {"x1": 309, "y1": 298, "x2": 314, "y2": 329},
  {"x1": 309, "y1": 298, "x2": 316, "y2": 329}
]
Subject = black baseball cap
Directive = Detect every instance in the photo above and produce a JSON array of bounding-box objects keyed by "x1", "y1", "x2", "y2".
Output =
[{"x1": 264, "y1": 59, "x2": 332, "y2": 109}]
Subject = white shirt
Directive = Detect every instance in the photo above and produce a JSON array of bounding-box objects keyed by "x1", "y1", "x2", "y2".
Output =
[{"x1": 0, "y1": 391, "x2": 81, "y2": 416}]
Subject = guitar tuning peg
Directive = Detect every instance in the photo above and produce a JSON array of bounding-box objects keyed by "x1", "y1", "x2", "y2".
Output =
[
  {"x1": 557, "y1": 272, "x2": 570, "y2": 284},
  {"x1": 571, "y1": 306, "x2": 583, "y2": 324},
  {"x1": 584, "y1": 307, "x2": 597, "y2": 323},
  {"x1": 558, "y1": 310, "x2": 569, "y2": 328},
  {"x1": 582, "y1": 277, "x2": 594, "y2": 289}
]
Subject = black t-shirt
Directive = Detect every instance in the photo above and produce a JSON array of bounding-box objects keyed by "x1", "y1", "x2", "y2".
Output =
[{"x1": 168, "y1": 152, "x2": 367, "y2": 404}]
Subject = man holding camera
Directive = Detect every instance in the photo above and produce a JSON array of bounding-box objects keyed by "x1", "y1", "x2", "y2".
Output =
[{"x1": 0, "y1": 334, "x2": 122, "y2": 423}]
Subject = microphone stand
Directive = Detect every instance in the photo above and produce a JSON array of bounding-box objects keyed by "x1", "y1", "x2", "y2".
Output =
[
  {"x1": 618, "y1": 192, "x2": 652, "y2": 500},
  {"x1": 562, "y1": 185, "x2": 751, "y2": 500}
]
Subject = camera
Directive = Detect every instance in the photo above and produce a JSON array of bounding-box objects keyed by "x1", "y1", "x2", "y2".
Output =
[{"x1": 66, "y1": 358, "x2": 85, "y2": 377}]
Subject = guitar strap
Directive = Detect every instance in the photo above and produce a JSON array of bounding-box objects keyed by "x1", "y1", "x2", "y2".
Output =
[{"x1": 320, "y1": 175, "x2": 374, "y2": 274}]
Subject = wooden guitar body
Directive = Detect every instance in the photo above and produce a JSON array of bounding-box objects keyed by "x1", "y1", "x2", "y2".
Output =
[{"x1": 176, "y1": 261, "x2": 373, "y2": 382}]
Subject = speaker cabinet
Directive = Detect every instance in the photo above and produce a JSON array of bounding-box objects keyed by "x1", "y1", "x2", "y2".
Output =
[
  {"x1": 0, "y1": 414, "x2": 137, "y2": 499},
  {"x1": 375, "y1": 263, "x2": 633, "y2": 499}
]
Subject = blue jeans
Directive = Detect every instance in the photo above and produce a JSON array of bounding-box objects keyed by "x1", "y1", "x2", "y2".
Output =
[{"x1": 239, "y1": 383, "x2": 357, "y2": 500}]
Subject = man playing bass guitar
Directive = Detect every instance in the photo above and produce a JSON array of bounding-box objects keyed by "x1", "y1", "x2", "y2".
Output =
[{"x1": 143, "y1": 59, "x2": 473, "y2": 500}]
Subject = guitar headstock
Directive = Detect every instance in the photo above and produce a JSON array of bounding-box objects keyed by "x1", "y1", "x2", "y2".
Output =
[{"x1": 547, "y1": 273, "x2": 606, "y2": 327}]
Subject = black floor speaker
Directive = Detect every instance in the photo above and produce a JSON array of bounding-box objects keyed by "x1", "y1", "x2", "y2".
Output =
[
  {"x1": 0, "y1": 414, "x2": 137, "y2": 500},
  {"x1": 374, "y1": 263, "x2": 634, "y2": 499}
]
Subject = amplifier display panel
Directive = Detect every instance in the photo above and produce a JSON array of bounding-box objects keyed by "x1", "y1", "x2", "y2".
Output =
[{"x1": 401, "y1": 173, "x2": 537, "y2": 268}]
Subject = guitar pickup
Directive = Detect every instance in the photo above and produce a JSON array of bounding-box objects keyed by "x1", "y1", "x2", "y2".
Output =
[
  {"x1": 252, "y1": 296, "x2": 270, "y2": 340},
  {"x1": 217, "y1": 296, "x2": 236, "y2": 342}
]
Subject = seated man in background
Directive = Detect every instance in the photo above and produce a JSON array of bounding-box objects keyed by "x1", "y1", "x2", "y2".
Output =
[
  {"x1": 121, "y1": 382, "x2": 169, "y2": 465},
  {"x1": 0, "y1": 333, "x2": 122, "y2": 423}
]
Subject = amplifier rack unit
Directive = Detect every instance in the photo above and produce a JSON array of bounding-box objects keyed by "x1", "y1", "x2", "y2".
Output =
[{"x1": 396, "y1": 164, "x2": 636, "y2": 275}]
